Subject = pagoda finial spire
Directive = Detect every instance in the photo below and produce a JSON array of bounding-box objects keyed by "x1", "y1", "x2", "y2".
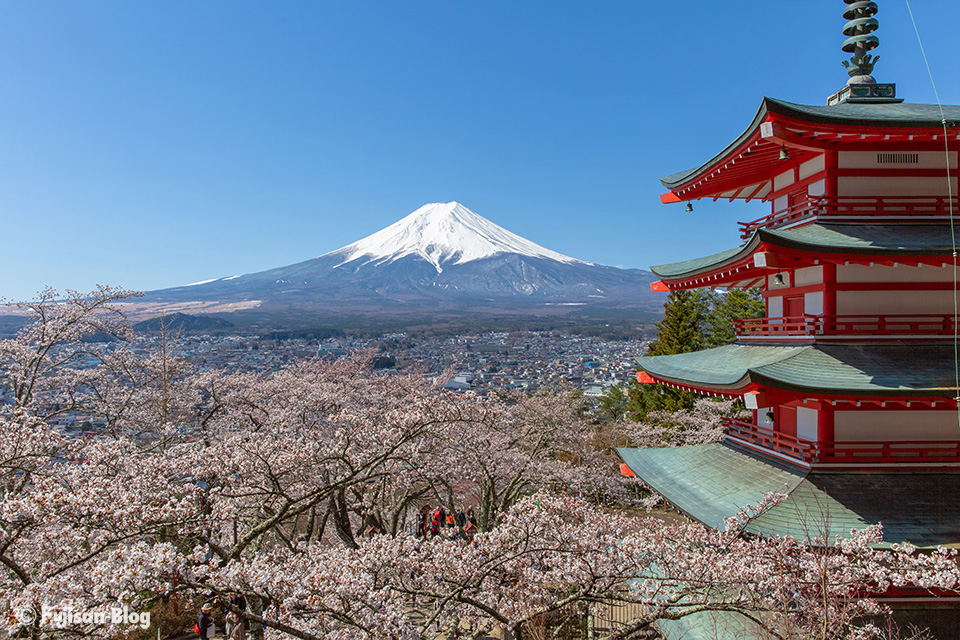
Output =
[{"x1": 840, "y1": 0, "x2": 880, "y2": 83}]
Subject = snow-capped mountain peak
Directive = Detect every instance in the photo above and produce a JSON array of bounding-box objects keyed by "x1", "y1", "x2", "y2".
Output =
[{"x1": 325, "y1": 202, "x2": 590, "y2": 273}]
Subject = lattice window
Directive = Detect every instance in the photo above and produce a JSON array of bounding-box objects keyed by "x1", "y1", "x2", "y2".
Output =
[{"x1": 877, "y1": 152, "x2": 919, "y2": 164}]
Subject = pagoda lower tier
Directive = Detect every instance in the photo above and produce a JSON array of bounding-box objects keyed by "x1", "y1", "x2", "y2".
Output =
[
  {"x1": 637, "y1": 342, "x2": 956, "y2": 399},
  {"x1": 618, "y1": 442, "x2": 960, "y2": 548},
  {"x1": 626, "y1": 339, "x2": 960, "y2": 548},
  {"x1": 635, "y1": 341, "x2": 960, "y2": 471}
]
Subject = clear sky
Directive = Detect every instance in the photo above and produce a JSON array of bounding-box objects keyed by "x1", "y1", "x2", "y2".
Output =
[{"x1": 2, "y1": 1, "x2": 958, "y2": 301}]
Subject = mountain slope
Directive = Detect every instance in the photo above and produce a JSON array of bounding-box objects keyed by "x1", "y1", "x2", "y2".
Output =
[
  {"x1": 146, "y1": 202, "x2": 664, "y2": 313},
  {"x1": 328, "y1": 201, "x2": 588, "y2": 272}
]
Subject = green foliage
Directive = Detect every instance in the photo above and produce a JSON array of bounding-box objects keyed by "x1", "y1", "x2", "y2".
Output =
[
  {"x1": 704, "y1": 288, "x2": 765, "y2": 347},
  {"x1": 626, "y1": 380, "x2": 696, "y2": 421},
  {"x1": 597, "y1": 385, "x2": 629, "y2": 423},
  {"x1": 645, "y1": 290, "x2": 708, "y2": 356},
  {"x1": 627, "y1": 290, "x2": 709, "y2": 420}
]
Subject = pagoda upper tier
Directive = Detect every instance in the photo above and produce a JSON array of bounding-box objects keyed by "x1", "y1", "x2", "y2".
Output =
[
  {"x1": 650, "y1": 97, "x2": 960, "y2": 345},
  {"x1": 661, "y1": 98, "x2": 959, "y2": 207},
  {"x1": 651, "y1": 222, "x2": 956, "y2": 291}
]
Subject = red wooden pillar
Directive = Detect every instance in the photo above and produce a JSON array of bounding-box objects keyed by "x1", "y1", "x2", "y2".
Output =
[
  {"x1": 822, "y1": 263, "x2": 837, "y2": 320},
  {"x1": 818, "y1": 404, "x2": 835, "y2": 444},
  {"x1": 823, "y1": 150, "x2": 838, "y2": 198}
]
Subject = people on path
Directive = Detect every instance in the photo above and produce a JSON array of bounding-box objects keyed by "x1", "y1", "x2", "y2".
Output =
[
  {"x1": 418, "y1": 505, "x2": 431, "y2": 539},
  {"x1": 196, "y1": 603, "x2": 215, "y2": 639},
  {"x1": 421, "y1": 503, "x2": 481, "y2": 541},
  {"x1": 225, "y1": 593, "x2": 247, "y2": 640}
]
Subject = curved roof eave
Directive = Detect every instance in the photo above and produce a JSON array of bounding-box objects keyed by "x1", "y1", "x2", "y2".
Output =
[
  {"x1": 637, "y1": 344, "x2": 808, "y2": 390},
  {"x1": 617, "y1": 443, "x2": 960, "y2": 548},
  {"x1": 650, "y1": 223, "x2": 958, "y2": 281},
  {"x1": 638, "y1": 343, "x2": 959, "y2": 398},
  {"x1": 650, "y1": 235, "x2": 760, "y2": 280},
  {"x1": 757, "y1": 223, "x2": 957, "y2": 256},
  {"x1": 660, "y1": 98, "x2": 960, "y2": 190},
  {"x1": 660, "y1": 99, "x2": 771, "y2": 190}
]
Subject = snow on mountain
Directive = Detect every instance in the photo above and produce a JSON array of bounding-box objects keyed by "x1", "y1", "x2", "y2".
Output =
[
  {"x1": 324, "y1": 202, "x2": 590, "y2": 273},
  {"x1": 148, "y1": 200, "x2": 665, "y2": 316}
]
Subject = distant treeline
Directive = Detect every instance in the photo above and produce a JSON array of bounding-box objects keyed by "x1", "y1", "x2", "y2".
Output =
[{"x1": 0, "y1": 308, "x2": 661, "y2": 342}]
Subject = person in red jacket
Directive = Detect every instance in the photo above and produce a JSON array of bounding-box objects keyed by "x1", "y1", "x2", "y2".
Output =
[{"x1": 196, "y1": 603, "x2": 215, "y2": 639}]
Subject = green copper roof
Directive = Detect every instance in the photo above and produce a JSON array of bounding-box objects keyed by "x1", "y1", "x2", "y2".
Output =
[
  {"x1": 638, "y1": 343, "x2": 957, "y2": 396},
  {"x1": 655, "y1": 610, "x2": 762, "y2": 640},
  {"x1": 618, "y1": 442, "x2": 960, "y2": 547},
  {"x1": 650, "y1": 223, "x2": 956, "y2": 280},
  {"x1": 766, "y1": 99, "x2": 960, "y2": 127},
  {"x1": 661, "y1": 97, "x2": 960, "y2": 188},
  {"x1": 638, "y1": 344, "x2": 804, "y2": 388},
  {"x1": 762, "y1": 223, "x2": 956, "y2": 255},
  {"x1": 651, "y1": 243, "x2": 753, "y2": 279}
]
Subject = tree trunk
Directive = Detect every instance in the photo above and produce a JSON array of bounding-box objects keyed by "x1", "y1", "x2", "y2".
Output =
[
  {"x1": 248, "y1": 597, "x2": 264, "y2": 640},
  {"x1": 330, "y1": 490, "x2": 358, "y2": 549}
]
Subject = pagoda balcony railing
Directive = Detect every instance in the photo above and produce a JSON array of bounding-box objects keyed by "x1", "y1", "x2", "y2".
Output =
[
  {"x1": 735, "y1": 314, "x2": 958, "y2": 339},
  {"x1": 738, "y1": 195, "x2": 960, "y2": 240},
  {"x1": 724, "y1": 417, "x2": 960, "y2": 466}
]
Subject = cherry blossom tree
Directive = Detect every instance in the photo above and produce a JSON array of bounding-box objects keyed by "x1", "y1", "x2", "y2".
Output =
[
  {"x1": 3, "y1": 288, "x2": 959, "y2": 640},
  {"x1": 185, "y1": 493, "x2": 960, "y2": 640},
  {"x1": 0, "y1": 286, "x2": 140, "y2": 417},
  {"x1": 0, "y1": 411, "x2": 204, "y2": 638},
  {"x1": 620, "y1": 397, "x2": 735, "y2": 450}
]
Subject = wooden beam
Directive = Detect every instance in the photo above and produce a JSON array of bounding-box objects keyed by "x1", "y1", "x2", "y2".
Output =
[
  {"x1": 753, "y1": 251, "x2": 780, "y2": 269},
  {"x1": 650, "y1": 280, "x2": 670, "y2": 292},
  {"x1": 760, "y1": 121, "x2": 831, "y2": 152},
  {"x1": 636, "y1": 371, "x2": 657, "y2": 384},
  {"x1": 660, "y1": 192, "x2": 682, "y2": 204}
]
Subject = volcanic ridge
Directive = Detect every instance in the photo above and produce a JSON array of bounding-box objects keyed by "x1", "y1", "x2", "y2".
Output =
[{"x1": 144, "y1": 202, "x2": 664, "y2": 318}]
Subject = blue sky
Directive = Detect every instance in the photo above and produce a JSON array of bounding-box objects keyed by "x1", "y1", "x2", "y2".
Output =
[{"x1": 2, "y1": 1, "x2": 958, "y2": 301}]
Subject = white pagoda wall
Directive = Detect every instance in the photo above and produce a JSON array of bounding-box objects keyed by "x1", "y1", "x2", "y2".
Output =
[
  {"x1": 838, "y1": 151, "x2": 958, "y2": 170},
  {"x1": 837, "y1": 176, "x2": 958, "y2": 197},
  {"x1": 837, "y1": 264, "x2": 955, "y2": 283},
  {"x1": 767, "y1": 267, "x2": 824, "y2": 317},
  {"x1": 835, "y1": 264, "x2": 954, "y2": 316},
  {"x1": 836, "y1": 291, "x2": 953, "y2": 315},
  {"x1": 834, "y1": 410, "x2": 959, "y2": 442},
  {"x1": 836, "y1": 150, "x2": 957, "y2": 198},
  {"x1": 796, "y1": 406, "x2": 818, "y2": 442}
]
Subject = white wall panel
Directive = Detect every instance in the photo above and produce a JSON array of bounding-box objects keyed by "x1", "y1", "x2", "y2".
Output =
[
  {"x1": 804, "y1": 291, "x2": 823, "y2": 315},
  {"x1": 837, "y1": 264, "x2": 955, "y2": 283},
  {"x1": 799, "y1": 155, "x2": 826, "y2": 180},
  {"x1": 838, "y1": 150, "x2": 957, "y2": 169},
  {"x1": 795, "y1": 266, "x2": 823, "y2": 286},
  {"x1": 834, "y1": 411, "x2": 959, "y2": 441},
  {"x1": 836, "y1": 290, "x2": 952, "y2": 315},
  {"x1": 838, "y1": 176, "x2": 958, "y2": 197},
  {"x1": 774, "y1": 169, "x2": 795, "y2": 192},
  {"x1": 768, "y1": 296, "x2": 783, "y2": 317},
  {"x1": 797, "y1": 407, "x2": 818, "y2": 442}
]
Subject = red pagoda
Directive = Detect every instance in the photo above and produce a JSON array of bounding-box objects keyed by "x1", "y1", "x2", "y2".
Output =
[{"x1": 619, "y1": 0, "x2": 960, "y2": 562}]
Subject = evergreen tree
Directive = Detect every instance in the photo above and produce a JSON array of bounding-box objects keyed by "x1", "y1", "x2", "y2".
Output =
[
  {"x1": 597, "y1": 384, "x2": 628, "y2": 423},
  {"x1": 629, "y1": 290, "x2": 708, "y2": 419},
  {"x1": 704, "y1": 288, "x2": 765, "y2": 347},
  {"x1": 646, "y1": 290, "x2": 708, "y2": 356}
]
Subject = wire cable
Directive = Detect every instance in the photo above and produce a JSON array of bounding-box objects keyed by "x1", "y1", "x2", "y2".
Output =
[{"x1": 904, "y1": 0, "x2": 958, "y2": 429}]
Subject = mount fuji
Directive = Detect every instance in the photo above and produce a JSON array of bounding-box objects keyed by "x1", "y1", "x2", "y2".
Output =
[{"x1": 145, "y1": 202, "x2": 664, "y2": 317}]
